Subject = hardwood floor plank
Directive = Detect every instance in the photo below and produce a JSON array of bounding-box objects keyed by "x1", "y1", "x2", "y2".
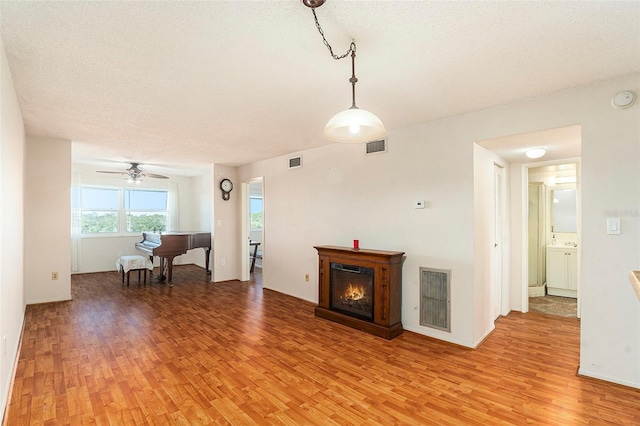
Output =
[{"x1": 4, "y1": 265, "x2": 640, "y2": 425}]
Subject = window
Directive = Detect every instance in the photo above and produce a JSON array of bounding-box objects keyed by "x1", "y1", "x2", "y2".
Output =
[
  {"x1": 250, "y1": 197, "x2": 263, "y2": 229},
  {"x1": 124, "y1": 189, "x2": 168, "y2": 232},
  {"x1": 79, "y1": 186, "x2": 169, "y2": 235},
  {"x1": 80, "y1": 187, "x2": 120, "y2": 233}
]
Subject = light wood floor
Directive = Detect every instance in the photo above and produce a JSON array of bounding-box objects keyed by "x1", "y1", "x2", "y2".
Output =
[{"x1": 5, "y1": 265, "x2": 640, "y2": 425}]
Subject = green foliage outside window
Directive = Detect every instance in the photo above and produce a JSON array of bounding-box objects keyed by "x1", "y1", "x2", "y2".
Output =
[
  {"x1": 126, "y1": 213, "x2": 167, "y2": 232},
  {"x1": 79, "y1": 186, "x2": 169, "y2": 234},
  {"x1": 81, "y1": 212, "x2": 118, "y2": 233},
  {"x1": 251, "y1": 211, "x2": 263, "y2": 229},
  {"x1": 250, "y1": 197, "x2": 263, "y2": 229}
]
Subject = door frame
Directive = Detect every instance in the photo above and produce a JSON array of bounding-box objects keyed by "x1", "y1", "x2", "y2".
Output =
[
  {"x1": 492, "y1": 163, "x2": 505, "y2": 320},
  {"x1": 240, "y1": 182, "x2": 250, "y2": 282}
]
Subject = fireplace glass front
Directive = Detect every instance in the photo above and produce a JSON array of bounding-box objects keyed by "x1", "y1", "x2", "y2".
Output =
[{"x1": 330, "y1": 263, "x2": 374, "y2": 321}]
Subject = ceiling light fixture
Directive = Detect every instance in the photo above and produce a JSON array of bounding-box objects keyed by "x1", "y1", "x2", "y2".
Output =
[
  {"x1": 526, "y1": 148, "x2": 546, "y2": 159},
  {"x1": 303, "y1": 0, "x2": 386, "y2": 143}
]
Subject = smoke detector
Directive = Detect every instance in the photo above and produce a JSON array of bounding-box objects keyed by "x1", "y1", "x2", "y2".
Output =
[{"x1": 611, "y1": 91, "x2": 636, "y2": 109}]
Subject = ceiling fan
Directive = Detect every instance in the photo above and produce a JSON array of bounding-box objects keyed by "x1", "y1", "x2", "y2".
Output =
[{"x1": 96, "y1": 162, "x2": 169, "y2": 182}]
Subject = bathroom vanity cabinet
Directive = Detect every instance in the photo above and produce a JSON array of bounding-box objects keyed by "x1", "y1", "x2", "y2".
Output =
[{"x1": 546, "y1": 246, "x2": 577, "y2": 298}]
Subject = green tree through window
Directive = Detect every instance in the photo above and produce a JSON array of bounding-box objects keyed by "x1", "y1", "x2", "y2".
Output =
[
  {"x1": 125, "y1": 189, "x2": 168, "y2": 232},
  {"x1": 79, "y1": 186, "x2": 169, "y2": 234},
  {"x1": 81, "y1": 212, "x2": 118, "y2": 233},
  {"x1": 250, "y1": 197, "x2": 263, "y2": 229},
  {"x1": 80, "y1": 187, "x2": 119, "y2": 234}
]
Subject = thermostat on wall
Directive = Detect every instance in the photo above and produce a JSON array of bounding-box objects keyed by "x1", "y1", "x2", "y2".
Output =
[{"x1": 611, "y1": 91, "x2": 636, "y2": 109}]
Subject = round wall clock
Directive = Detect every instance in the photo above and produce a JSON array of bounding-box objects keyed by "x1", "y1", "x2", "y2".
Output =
[{"x1": 220, "y1": 178, "x2": 233, "y2": 200}]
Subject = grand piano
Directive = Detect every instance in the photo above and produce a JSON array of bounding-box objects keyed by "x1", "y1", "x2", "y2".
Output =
[{"x1": 136, "y1": 231, "x2": 212, "y2": 286}]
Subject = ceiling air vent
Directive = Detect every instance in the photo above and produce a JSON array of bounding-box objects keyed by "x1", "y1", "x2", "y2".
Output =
[
  {"x1": 365, "y1": 138, "x2": 387, "y2": 155},
  {"x1": 289, "y1": 156, "x2": 302, "y2": 169}
]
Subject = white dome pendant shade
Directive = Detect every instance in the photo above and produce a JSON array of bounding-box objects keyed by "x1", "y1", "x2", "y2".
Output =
[{"x1": 323, "y1": 107, "x2": 386, "y2": 143}]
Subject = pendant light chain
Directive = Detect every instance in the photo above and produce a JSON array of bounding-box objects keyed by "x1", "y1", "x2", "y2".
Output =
[
  {"x1": 304, "y1": 0, "x2": 386, "y2": 142},
  {"x1": 311, "y1": 8, "x2": 356, "y2": 60},
  {"x1": 310, "y1": 7, "x2": 358, "y2": 108},
  {"x1": 349, "y1": 50, "x2": 358, "y2": 109}
]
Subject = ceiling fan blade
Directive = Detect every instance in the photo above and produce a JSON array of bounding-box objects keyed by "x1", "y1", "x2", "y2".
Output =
[
  {"x1": 96, "y1": 171, "x2": 127, "y2": 175},
  {"x1": 142, "y1": 173, "x2": 170, "y2": 179},
  {"x1": 96, "y1": 162, "x2": 169, "y2": 180}
]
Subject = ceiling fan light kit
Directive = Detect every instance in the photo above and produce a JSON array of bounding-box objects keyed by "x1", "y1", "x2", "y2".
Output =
[
  {"x1": 303, "y1": 0, "x2": 386, "y2": 143},
  {"x1": 96, "y1": 162, "x2": 169, "y2": 183}
]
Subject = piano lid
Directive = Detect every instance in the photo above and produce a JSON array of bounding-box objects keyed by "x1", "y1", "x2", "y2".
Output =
[{"x1": 139, "y1": 231, "x2": 211, "y2": 250}]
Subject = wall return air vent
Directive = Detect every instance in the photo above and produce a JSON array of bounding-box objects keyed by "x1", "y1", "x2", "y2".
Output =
[
  {"x1": 420, "y1": 267, "x2": 451, "y2": 332},
  {"x1": 365, "y1": 138, "x2": 387, "y2": 155}
]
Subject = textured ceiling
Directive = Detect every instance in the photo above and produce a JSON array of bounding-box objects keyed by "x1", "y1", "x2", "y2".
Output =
[{"x1": 1, "y1": 1, "x2": 639, "y2": 173}]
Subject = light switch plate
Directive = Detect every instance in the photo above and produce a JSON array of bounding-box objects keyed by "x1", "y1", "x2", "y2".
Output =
[{"x1": 607, "y1": 217, "x2": 621, "y2": 235}]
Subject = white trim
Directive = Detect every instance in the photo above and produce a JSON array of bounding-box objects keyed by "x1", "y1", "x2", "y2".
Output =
[{"x1": 240, "y1": 182, "x2": 250, "y2": 282}]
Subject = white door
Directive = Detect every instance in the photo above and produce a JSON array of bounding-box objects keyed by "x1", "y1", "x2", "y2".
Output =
[{"x1": 492, "y1": 164, "x2": 504, "y2": 320}]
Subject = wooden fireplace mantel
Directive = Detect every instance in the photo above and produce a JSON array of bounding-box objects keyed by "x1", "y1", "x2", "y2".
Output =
[{"x1": 314, "y1": 245, "x2": 404, "y2": 339}]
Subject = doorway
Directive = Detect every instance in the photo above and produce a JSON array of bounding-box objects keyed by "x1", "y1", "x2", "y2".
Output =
[
  {"x1": 475, "y1": 124, "x2": 582, "y2": 318},
  {"x1": 526, "y1": 163, "x2": 580, "y2": 318},
  {"x1": 240, "y1": 178, "x2": 263, "y2": 282},
  {"x1": 248, "y1": 180, "x2": 263, "y2": 275}
]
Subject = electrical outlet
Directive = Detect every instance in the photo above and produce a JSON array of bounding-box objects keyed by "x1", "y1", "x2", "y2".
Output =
[
  {"x1": 305, "y1": 274, "x2": 309, "y2": 282},
  {"x1": 221, "y1": 258, "x2": 226, "y2": 266},
  {"x1": 3, "y1": 335, "x2": 7, "y2": 359},
  {"x1": 52, "y1": 272, "x2": 58, "y2": 280}
]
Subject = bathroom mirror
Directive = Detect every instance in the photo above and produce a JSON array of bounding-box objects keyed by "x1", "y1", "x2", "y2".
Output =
[{"x1": 551, "y1": 188, "x2": 577, "y2": 233}]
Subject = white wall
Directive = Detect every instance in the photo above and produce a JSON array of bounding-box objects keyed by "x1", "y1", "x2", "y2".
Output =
[
  {"x1": 70, "y1": 166, "x2": 213, "y2": 273},
  {"x1": 239, "y1": 74, "x2": 640, "y2": 388},
  {"x1": 24, "y1": 136, "x2": 72, "y2": 304},
  {"x1": 191, "y1": 171, "x2": 213, "y2": 270},
  {"x1": 239, "y1": 126, "x2": 479, "y2": 347},
  {"x1": 192, "y1": 171, "x2": 213, "y2": 230},
  {"x1": 0, "y1": 39, "x2": 26, "y2": 419},
  {"x1": 212, "y1": 164, "x2": 239, "y2": 282},
  {"x1": 579, "y1": 84, "x2": 640, "y2": 387}
]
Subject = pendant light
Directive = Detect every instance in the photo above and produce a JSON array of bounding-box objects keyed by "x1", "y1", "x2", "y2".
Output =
[{"x1": 303, "y1": 0, "x2": 386, "y2": 143}]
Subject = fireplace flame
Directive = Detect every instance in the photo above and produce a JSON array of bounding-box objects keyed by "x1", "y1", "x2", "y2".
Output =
[{"x1": 344, "y1": 283, "x2": 366, "y2": 301}]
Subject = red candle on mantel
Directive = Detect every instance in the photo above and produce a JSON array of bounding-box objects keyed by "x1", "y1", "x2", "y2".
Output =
[{"x1": 353, "y1": 239, "x2": 359, "y2": 249}]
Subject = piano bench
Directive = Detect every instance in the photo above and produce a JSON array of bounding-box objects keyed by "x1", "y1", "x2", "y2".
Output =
[{"x1": 116, "y1": 255, "x2": 153, "y2": 287}]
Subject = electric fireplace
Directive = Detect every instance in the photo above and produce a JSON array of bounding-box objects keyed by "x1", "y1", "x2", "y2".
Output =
[
  {"x1": 330, "y1": 263, "x2": 375, "y2": 321},
  {"x1": 314, "y1": 245, "x2": 404, "y2": 339}
]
